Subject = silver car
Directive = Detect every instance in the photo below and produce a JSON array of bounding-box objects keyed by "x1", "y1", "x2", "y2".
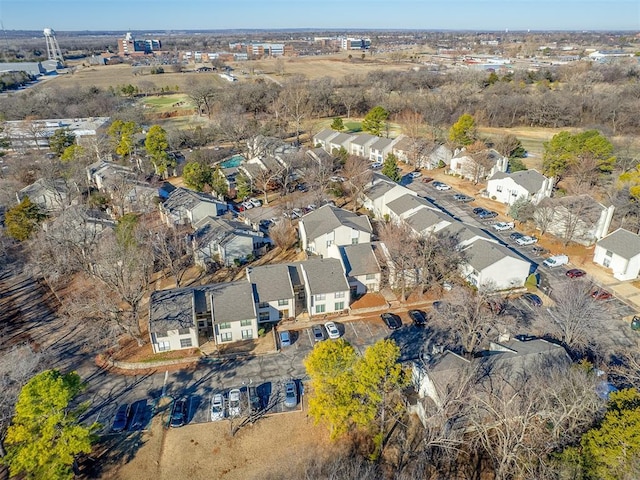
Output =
[
  {"x1": 284, "y1": 381, "x2": 298, "y2": 409},
  {"x1": 211, "y1": 393, "x2": 225, "y2": 421},
  {"x1": 228, "y1": 389, "x2": 242, "y2": 417}
]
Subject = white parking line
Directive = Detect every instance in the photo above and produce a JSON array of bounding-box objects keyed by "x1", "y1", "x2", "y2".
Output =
[
  {"x1": 306, "y1": 328, "x2": 313, "y2": 346},
  {"x1": 350, "y1": 322, "x2": 359, "y2": 337},
  {"x1": 363, "y1": 321, "x2": 374, "y2": 337}
]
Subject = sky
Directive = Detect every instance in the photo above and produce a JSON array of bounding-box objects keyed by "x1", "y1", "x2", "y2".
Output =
[{"x1": 0, "y1": 0, "x2": 638, "y2": 32}]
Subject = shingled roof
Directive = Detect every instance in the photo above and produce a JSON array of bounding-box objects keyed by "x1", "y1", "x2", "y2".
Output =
[
  {"x1": 597, "y1": 228, "x2": 640, "y2": 260},
  {"x1": 300, "y1": 205, "x2": 372, "y2": 241}
]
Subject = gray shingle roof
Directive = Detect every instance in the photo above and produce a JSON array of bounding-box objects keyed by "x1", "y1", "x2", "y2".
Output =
[
  {"x1": 300, "y1": 205, "x2": 372, "y2": 241},
  {"x1": 386, "y1": 194, "x2": 433, "y2": 217},
  {"x1": 490, "y1": 169, "x2": 547, "y2": 194},
  {"x1": 247, "y1": 263, "x2": 295, "y2": 302},
  {"x1": 439, "y1": 222, "x2": 493, "y2": 245},
  {"x1": 301, "y1": 258, "x2": 349, "y2": 295},
  {"x1": 371, "y1": 137, "x2": 394, "y2": 150},
  {"x1": 597, "y1": 228, "x2": 640, "y2": 260},
  {"x1": 463, "y1": 239, "x2": 526, "y2": 271},
  {"x1": 162, "y1": 187, "x2": 223, "y2": 212},
  {"x1": 339, "y1": 243, "x2": 381, "y2": 277},
  {"x1": 392, "y1": 136, "x2": 414, "y2": 152},
  {"x1": 405, "y1": 208, "x2": 452, "y2": 233},
  {"x1": 314, "y1": 129, "x2": 339, "y2": 143},
  {"x1": 329, "y1": 132, "x2": 357, "y2": 146},
  {"x1": 350, "y1": 133, "x2": 378, "y2": 147},
  {"x1": 149, "y1": 287, "x2": 195, "y2": 335},
  {"x1": 192, "y1": 217, "x2": 263, "y2": 249},
  {"x1": 208, "y1": 281, "x2": 257, "y2": 323},
  {"x1": 364, "y1": 174, "x2": 398, "y2": 200},
  {"x1": 18, "y1": 177, "x2": 69, "y2": 201}
]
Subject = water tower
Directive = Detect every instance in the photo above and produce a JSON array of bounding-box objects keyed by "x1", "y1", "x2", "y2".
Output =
[{"x1": 43, "y1": 28, "x2": 64, "y2": 62}]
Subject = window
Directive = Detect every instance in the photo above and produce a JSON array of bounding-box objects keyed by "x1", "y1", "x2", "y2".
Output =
[
  {"x1": 511, "y1": 192, "x2": 518, "y2": 197},
  {"x1": 258, "y1": 302, "x2": 268, "y2": 309},
  {"x1": 240, "y1": 319, "x2": 253, "y2": 326},
  {"x1": 326, "y1": 239, "x2": 334, "y2": 247},
  {"x1": 219, "y1": 322, "x2": 231, "y2": 330},
  {"x1": 180, "y1": 338, "x2": 192, "y2": 348},
  {"x1": 335, "y1": 291, "x2": 345, "y2": 298},
  {"x1": 315, "y1": 304, "x2": 326, "y2": 314},
  {"x1": 334, "y1": 301, "x2": 345, "y2": 311},
  {"x1": 197, "y1": 321, "x2": 206, "y2": 329},
  {"x1": 315, "y1": 293, "x2": 326, "y2": 301},
  {"x1": 241, "y1": 329, "x2": 253, "y2": 339},
  {"x1": 365, "y1": 273, "x2": 376, "y2": 280},
  {"x1": 157, "y1": 340, "x2": 170, "y2": 352},
  {"x1": 178, "y1": 328, "x2": 190, "y2": 335},
  {"x1": 496, "y1": 186, "x2": 503, "y2": 192},
  {"x1": 259, "y1": 312, "x2": 270, "y2": 322},
  {"x1": 351, "y1": 238, "x2": 359, "y2": 245},
  {"x1": 221, "y1": 332, "x2": 232, "y2": 342},
  {"x1": 278, "y1": 299, "x2": 288, "y2": 306}
]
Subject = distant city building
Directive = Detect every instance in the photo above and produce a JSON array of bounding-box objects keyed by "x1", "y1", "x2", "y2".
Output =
[
  {"x1": 228, "y1": 42, "x2": 293, "y2": 57},
  {"x1": 118, "y1": 32, "x2": 161, "y2": 56},
  {"x1": 0, "y1": 60, "x2": 60, "y2": 76},
  {"x1": 4, "y1": 117, "x2": 111, "y2": 151},
  {"x1": 341, "y1": 37, "x2": 371, "y2": 50}
]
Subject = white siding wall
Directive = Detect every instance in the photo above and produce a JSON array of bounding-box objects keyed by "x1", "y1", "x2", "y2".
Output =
[
  {"x1": 465, "y1": 256, "x2": 530, "y2": 290},
  {"x1": 308, "y1": 290, "x2": 350, "y2": 316},
  {"x1": 486, "y1": 178, "x2": 529, "y2": 205},
  {"x1": 593, "y1": 245, "x2": 640, "y2": 281},
  {"x1": 151, "y1": 328, "x2": 199, "y2": 353},
  {"x1": 214, "y1": 317, "x2": 258, "y2": 344},
  {"x1": 257, "y1": 298, "x2": 294, "y2": 323}
]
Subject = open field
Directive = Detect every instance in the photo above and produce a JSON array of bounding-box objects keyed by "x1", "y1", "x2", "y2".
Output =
[{"x1": 103, "y1": 409, "x2": 338, "y2": 480}]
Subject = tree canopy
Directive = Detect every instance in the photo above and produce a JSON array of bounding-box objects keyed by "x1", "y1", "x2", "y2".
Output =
[
  {"x1": 2, "y1": 370, "x2": 97, "y2": 480},
  {"x1": 235, "y1": 172, "x2": 252, "y2": 200},
  {"x1": 182, "y1": 161, "x2": 213, "y2": 192},
  {"x1": 542, "y1": 129, "x2": 615, "y2": 181},
  {"x1": 5, "y1": 197, "x2": 47, "y2": 241},
  {"x1": 48, "y1": 128, "x2": 75, "y2": 156},
  {"x1": 449, "y1": 113, "x2": 476, "y2": 147},
  {"x1": 60, "y1": 144, "x2": 86, "y2": 163},
  {"x1": 362, "y1": 106, "x2": 388, "y2": 136},
  {"x1": 382, "y1": 153, "x2": 401, "y2": 182},
  {"x1": 330, "y1": 117, "x2": 344, "y2": 132},
  {"x1": 304, "y1": 338, "x2": 407, "y2": 445},
  {"x1": 107, "y1": 119, "x2": 139, "y2": 158},
  {"x1": 145, "y1": 125, "x2": 176, "y2": 176}
]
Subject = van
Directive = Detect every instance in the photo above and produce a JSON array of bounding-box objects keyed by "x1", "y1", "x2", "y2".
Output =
[{"x1": 543, "y1": 254, "x2": 569, "y2": 268}]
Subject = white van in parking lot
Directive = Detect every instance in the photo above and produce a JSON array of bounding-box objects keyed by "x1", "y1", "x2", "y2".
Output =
[{"x1": 543, "y1": 254, "x2": 569, "y2": 268}]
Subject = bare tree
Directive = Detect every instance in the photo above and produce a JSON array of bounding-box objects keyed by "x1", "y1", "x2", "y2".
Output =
[
  {"x1": 279, "y1": 75, "x2": 311, "y2": 145},
  {"x1": 336, "y1": 86, "x2": 363, "y2": 119},
  {"x1": 378, "y1": 221, "x2": 421, "y2": 301},
  {"x1": 342, "y1": 154, "x2": 372, "y2": 211},
  {"x1": 147, "y1": 222, "x2": 193, "y2": 288},
  {"x1": 540, "y1": 279, "x2": 608, "y2": 352},
  {"x1": 188, "y1": 81, "x2": 219, "y2": 118},
  {"x1": 304, "y1": 150, "x2": 336, "y2": 205},
  {"x1": 533, "y1": 198, "x2": 558, "y2": 235},
  {"x1": 554, "y1": 195, "x2": 603, "y2": 245},
  {"x1": 269, "y1": 220, "x2": 296, "y2": 251},
  {"x1": 460, "y1": 141, "x2": 494, "y2": 185}
]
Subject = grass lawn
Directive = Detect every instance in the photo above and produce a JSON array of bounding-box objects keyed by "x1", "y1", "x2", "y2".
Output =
[
  {"x1": 344, "y1": 120, "x2": 362, "y2": 132},
  {"x1": 141, "y1": 93, "x2": 193, "y2": 114}
]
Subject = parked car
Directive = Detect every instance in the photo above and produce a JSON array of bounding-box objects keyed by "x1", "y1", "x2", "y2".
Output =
[
  {"x1": 330, "y1": 176, "x2": 346, "y2": 182},
  {"x1": 210, "y1": 393, "x2": 225, "y2": 421},
  {"x1": 522, "y1": 293, "x2": 543, "y2": 307},
  {"x1": 241, "y1": 201, "x2": 253, "y2": 210},
  {"x1": 543, "y1": 254, "x2": 569, "y2": 268},
  {"x1": 433, "y1": 182, "x2": 451, "y2": 191},
  {"x1": 409, "y1": 171, "x2": 422, "y2": 179},
  {"x1": 324, "y1": 322, "x2": 340, "y2": 339},
  {"x1": 531, "y1": 245, "x2": 549, "y2": 255},
  {"x1": 296, "y1": 183, "x2": 308, "y2": 192},
  {"x1": 291, "y1": 208, "x2": 303, "y2": 218},
  {"x1": 453, "y1": 193, "x2": 474, "y2": 202},
  {"x1": 279, "y1": 330, "x2": 291, "y2": 347},
  {"x1": 228, "y1": 389, "x2": 242, "y2": 417},
  {"x1": 492, "y1": 222, "x2": 515, "y2": 231},
  {"x1": 284, "y1": 381, "x2": 298, "y2": 409},
  {"x1": 631, "y1": 316, "x2": 640, "y2": 331},
  {"x1": 566, "y1": 268, "x2": 586, "y2": 278},
  {"x1": 381, "y1": 312, "x2": 402, "y2": 330},
  {"x1": 516, "y1": 235, "x2": 538, "y2": 246},
  {"x1": 249, "y1": 197, "x2": 262, "y2": 208},
  {"x1": 312, "y1": 325, "x2": 325, "y2": 342},
  {"x1": 473, "y1": 207, "x2": 486, "y2": 215},
  {"x1": 371, "y1": 161, "x2": 383, "y2": 169},
  {"x1": 421, "y1": 177, "x2": 434, "y2": 183},
  {"x1": 478, "y1": 210, "x2": 498, "y2": 219},
  {"x1": 111, "y1": 404, "x2": 130, "y2": 432},
  {"x1": 591, "y1": 289, "x2": 612, "y2": 300},
  {"x1": 247, "y1": 385, "x2": 261, "y2": 413},
  {"x1": 129, "y1": 399, "x2": 147, "y2": 431},
  {"x1": 509, "y1": 231, "x2": 524, "y2": 241},
  {"x1": 170, "y1": 398, "x2": 188, "y2": 428},
  {"x1": 408, "y1": 309, "x2": 427, "y2": 326}
]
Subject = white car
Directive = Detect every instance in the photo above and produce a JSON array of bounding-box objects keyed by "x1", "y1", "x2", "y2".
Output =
[
  {"x1": 492, "y1": 222, "x2": 515, "y2": 232},
  {"x1": 249, "y1": 197, "x2": 262, "y2": 208},
  {"x1": 434, "y1": 182, "x2": 451, "y2": 191},
  {"x1": 241, "y1": 201, "x2": 253, "y2": 210},
  {"x1": 228, "y1": 389, "x2": 242, "y2": 417},
  {"x1": 210, "y1": 393, "x2": 225, "y2": 421},
  {"x1": 409, "y1": 171, "x2": 422, "y2": 179},
  {"x1": 516, "y1": 235, "x2": 538, "y2": 246},
  {"x1": 543, "y1": 254, "x2": 569, "y2": 268},
  {"x1": 324, "y1": 322, "x2": 340, "y2": 339},
  {"x1": 371, "y1": 161, "x2": 383, "y2": 169}
]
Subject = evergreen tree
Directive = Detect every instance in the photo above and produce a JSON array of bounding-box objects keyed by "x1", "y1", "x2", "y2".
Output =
[
  {"x1": 382, "y1": 153, "x2": 401, "y2": 182},
  {"x1": 362, "y1": 106, "x2": 389, "y2": 136}
]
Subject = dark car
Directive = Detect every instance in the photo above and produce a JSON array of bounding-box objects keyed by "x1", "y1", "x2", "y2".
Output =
[
  {"x1": 408, "y1": 309, "x2": 427, "y2": 326},
  {"x1": 566, "y1": 269, "x2": 586, "y2": 279},
  {"x1": 453, "y1": 193, "x2": 475, "y2": 202},
  {"x1": 111, "y1": 404, "x2": 130, "y2": 432},
  {"x1": 509, "y1": 232, "x2": 524, "y2": 241},
  {"x1": 312, "y1": 325, "x2": 325, "y2": 342},
  {"x1": 381, "y1": 313, "x2": 402, "y2": 330},
  {"x1": 531, "y1": 245, "x2": 549, "y2": 255},
  {"x1": 478, "y1": 210, "x2": 498, "y2": 219},
  {"x1": 170, "y1": 398, "x2": 188, "y2": 428},
  {"x1": 591, "y1": 289, "x2": 612, "y2": 300},
  {"x1": 472, "y1": 207, "x2": 486, "y2": 215},
  {"x1": 421, "y1": 177, "x2": 434, "y2": 183},
  {"x1": 247, "y1": 385, "x2": 261, "y2": 413},
  {"x1": 522, "y1": 293, "x2": 543, "y2": 307},
  {"x1": 129, "y1": 399, "x2": 147, "y2": 431},
  {"x1": 631, "y1": 316, "x2": 640, "y2": 331}
]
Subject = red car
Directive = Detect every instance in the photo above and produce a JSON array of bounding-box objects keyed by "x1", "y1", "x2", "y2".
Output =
[
  {"x1": 421, "y1": 177, "x2": 434, "y2": 183},
  {"x1": 591, "y1": 289, "x2": 612, "y2": 300},
  {"x1": 566, "y1": 269, "x2": 586, "y2": 279}
]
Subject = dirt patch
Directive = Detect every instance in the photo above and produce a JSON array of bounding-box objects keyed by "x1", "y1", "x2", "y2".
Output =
[
  {"x1": 351, "y1": 292, "x2": 388, "y2": 310},
  {"x1": 103, "y1": 410, "x2": 339, "y2": 480}
]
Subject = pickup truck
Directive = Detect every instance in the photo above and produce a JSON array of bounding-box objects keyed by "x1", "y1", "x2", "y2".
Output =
[{"x1": 492, "y1": 222, "x2": 515, "y2": 231}]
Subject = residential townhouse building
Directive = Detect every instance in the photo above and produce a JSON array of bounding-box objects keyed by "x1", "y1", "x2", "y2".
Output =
[
  {"x1": 460, "y1": 239, "x2": 532, "y2": 290},
  {"x1": 593, "y1": 228, "x2": 640, "y2": 281},
  {"x1": 159, "y1": 187, "x2": 228, "y2": 227},
  {"x1": 327, "y1": 243, "x2": 382, "y2": 296},
  {"x1": 449, "y1": 148, "x2": 508, "y2": 183},
  {"x1": 298, "y1": 204, "x2": 373, "y2": 258},
  {"x1": 486, "y1": 169, "x2": 554, "y2": 206},
  {"x1": 361, "y1": 173, "x2": 419, "y2": 219},
  {"x1": 16, "y1": 177, "x2": 72, "y2": 212}
]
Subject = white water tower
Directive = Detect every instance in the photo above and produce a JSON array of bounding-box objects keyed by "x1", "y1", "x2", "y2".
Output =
[{"x1": 43, "y1": 27, "x2": 64, "y2": 62}]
